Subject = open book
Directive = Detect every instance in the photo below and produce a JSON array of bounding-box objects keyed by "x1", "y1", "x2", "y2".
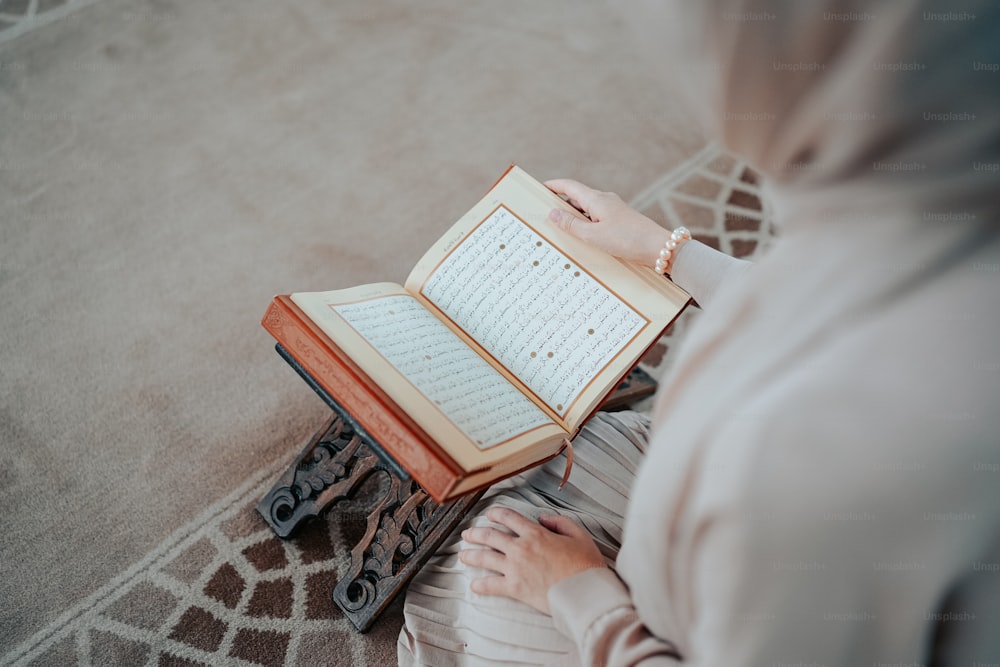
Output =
[{"x1": 262, "y1": 166, "x2": 690, "y2": 502}]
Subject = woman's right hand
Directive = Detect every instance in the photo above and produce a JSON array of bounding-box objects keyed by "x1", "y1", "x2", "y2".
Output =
[{"x1": 545, "y1": 179, "x2": 672, "y2": 268}]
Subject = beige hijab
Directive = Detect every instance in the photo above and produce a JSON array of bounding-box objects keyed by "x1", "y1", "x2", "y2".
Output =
[
  {"x1": 612, "y1": 1, "x2": 1000, "y2": 663},
  {"x1": 620, "y1": 0, "x2": 1000, "y2": 225}
]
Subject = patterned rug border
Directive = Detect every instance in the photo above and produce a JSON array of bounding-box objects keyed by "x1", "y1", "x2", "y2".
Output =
[{"x1": 1, "y1": 459, "x2": 289, "y2": 666}]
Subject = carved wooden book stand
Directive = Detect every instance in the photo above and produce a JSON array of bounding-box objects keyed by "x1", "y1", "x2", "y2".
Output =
[{"x1": 258, "y1": 344, "x2": 656, "y2": 632}]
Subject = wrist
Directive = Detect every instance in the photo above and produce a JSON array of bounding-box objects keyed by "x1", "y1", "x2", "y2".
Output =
[
  {"x1": 653, "y1": 226, "x2": 692, "y2": 275},
  {"x1": 646, "y1": 226, "x2": 673, "y2": 268}
]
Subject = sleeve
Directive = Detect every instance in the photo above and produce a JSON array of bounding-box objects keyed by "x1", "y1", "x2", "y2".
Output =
[
  {"x1": 668, "y1": 240, "x2": 752, "y2": 309},
  {"x1": 546, "y1": 388, "x2": 921, "y2": 667},
  {"x1": 547, "y1": 568, "x2": 682, "y2": 666},
  {"x1": 546, "y1": 493, "x2": 883, "y2": 667}
]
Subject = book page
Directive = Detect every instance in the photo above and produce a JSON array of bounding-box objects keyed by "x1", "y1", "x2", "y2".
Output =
[
  {"x1": 328, "y1": 294, "x2": 553, "y2": 450},
  {"x1": 420, "y1": 205, "x2": 647, "y2": 418},
  {"x1": 405, "y1": 166, "x2": 690, "y2": 429}
]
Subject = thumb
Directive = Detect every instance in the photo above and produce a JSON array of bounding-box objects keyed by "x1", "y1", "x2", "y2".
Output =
[
  {"x1": 548, "y1": 208, "x2": 593, "y2": 241},
  {"x1": 538, "y1": 514, "x2": 585, "y2": 537}
]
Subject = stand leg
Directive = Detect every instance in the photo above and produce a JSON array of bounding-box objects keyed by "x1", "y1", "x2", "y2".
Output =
[
  {"x1": 334, "y1": 476, "x2": 483, "y2": 632},
  {"x1": 257, "y1": 413, "x2": 484, "y2": 631},
  {"x1": 257, "y1": 415, "x2": 380, "y2": 539}
]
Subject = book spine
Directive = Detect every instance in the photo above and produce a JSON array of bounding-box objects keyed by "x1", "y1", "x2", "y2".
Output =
[{"x1": 262, "y1": 298, "x2": 459, "y2": 503}]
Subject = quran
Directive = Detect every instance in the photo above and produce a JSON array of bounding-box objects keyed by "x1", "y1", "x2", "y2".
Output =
[{"x1": 262, "y1": 166, "x2": 690, "y2": 502}]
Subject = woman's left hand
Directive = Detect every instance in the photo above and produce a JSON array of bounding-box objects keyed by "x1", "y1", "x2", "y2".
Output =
[{"x1": 458, "y1": 506, "x2": 607, "y2": 614}]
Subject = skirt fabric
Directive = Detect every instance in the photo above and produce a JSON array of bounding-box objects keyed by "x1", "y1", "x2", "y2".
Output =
[{"x1": 397, "y1": 411, "x2": 651, "y2": 666}]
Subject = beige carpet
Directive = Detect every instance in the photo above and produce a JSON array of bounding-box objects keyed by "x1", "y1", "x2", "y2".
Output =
[
  {"x1": 0, "y1": 1, "x2": 732, "y2": 665},
  {"x1": 2, "y1": 137, "x2": 775, "y2": 665}
]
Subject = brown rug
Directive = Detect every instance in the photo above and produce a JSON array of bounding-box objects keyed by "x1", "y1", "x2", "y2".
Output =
[{"x1": 1, "y1": 145, "x2": 774, "y2": 667}]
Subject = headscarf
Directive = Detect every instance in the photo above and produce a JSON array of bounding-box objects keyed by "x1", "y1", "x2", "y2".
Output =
[{"x1": 617, "y1": 0, "x2": 1000, "y2": 228}]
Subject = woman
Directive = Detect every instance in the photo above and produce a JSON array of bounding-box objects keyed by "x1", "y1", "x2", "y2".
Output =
[{"x1": 399, "y1": 1, "x2": 1000, "y2": 664}]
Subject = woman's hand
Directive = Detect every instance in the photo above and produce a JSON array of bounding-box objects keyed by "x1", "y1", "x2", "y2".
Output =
[
  {"x1": 545, "y1": 179, "x2": 672, "y2": 267},
  {"x1": 458, "y1": 506, "x2": 607, "y2": 615}
]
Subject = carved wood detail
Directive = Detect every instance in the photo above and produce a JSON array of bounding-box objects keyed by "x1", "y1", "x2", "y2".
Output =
[
  {"x1": 256, "y1": 412, "x2": 484, "y2": 631},
  {"x1": 334, "y1": 477, "x2": 483, "y2": 631},
  {"x1": 257, "y1": 415, "x2": 380, "y2": 539},
  {"x1": 257, "y1": 345, "x2": 656, "y2": 631}
]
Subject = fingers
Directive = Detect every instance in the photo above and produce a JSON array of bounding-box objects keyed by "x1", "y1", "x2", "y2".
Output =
[
  {"x1": 459, "y1": 546, "x2": 506, "y2": 573},
  {"x1": 485, "y1": 507, "x2": 540, "y2": 537},
  {"x1": 537, "y1": 514, "x2": 585, "y2": 537},
  {"x1": 469, "y1": 574, "x2": 507, "y2": 597},
  {"x1": 544, "y1": 178, "x2": 602, "y2": 212},
  {"x1": 547, "y1": 207, "x2": 594, "y2": 241},
  {"x1": 461, "y1": 526, "x2": 514, "y2": 552}
]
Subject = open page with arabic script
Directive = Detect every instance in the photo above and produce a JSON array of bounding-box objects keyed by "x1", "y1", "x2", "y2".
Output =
[{"x1": 291, "y1": 166, "x2": 689, "y2": 473}]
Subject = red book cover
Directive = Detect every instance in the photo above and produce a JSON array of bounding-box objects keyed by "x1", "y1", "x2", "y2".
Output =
[{"x1": 263, "y1": 296, "x2": 463, "y2": 501}]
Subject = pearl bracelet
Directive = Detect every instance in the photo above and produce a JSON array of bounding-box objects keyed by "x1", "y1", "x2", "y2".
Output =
[{"x1": 654, "y1": 226, "x2": 692, "y2": 275}]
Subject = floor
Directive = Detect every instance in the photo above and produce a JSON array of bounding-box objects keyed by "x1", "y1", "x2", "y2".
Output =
[{"x1": 1, "y1": 1, "x2": 717, "y2": 664}]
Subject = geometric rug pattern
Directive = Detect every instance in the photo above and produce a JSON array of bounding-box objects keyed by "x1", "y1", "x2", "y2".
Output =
[
  {"x1": 635, "y1": 144, "x2": 777, "y2": 379},
  {"x1": 0, "y1": 144, "x2": 775, "y2": 667},
  {"x1": 1, "y1": 462, "x2": 388, "y2": 667}
]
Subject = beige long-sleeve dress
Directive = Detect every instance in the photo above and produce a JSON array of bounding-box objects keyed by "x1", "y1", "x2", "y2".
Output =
[
  {"x1": 399, "y1": 0, "x2": 1000, "y2": 663},
  {"x1": 400, "y1": 223, "x2": 1000, "y2": 666}
]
